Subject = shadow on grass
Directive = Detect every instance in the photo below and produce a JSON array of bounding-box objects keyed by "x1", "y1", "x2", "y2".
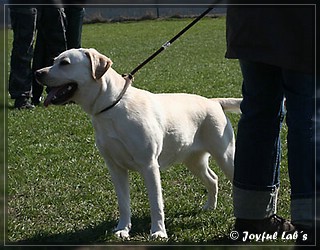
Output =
[
  {"x1": 7, "y1": 212, "x2": 237, "y2": 248},
  {"x1": 9, "y1": 220, "x2": 117, "y2": 246}
]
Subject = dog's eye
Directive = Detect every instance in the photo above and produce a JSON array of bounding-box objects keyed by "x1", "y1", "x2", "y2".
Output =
[{"x1": 59, "y1": 59, "x2": 71, "y2": 66}]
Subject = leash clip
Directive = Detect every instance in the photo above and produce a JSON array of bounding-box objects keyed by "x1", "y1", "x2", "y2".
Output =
[
  {"x1": 122, "y1": 73, "x2": 134, "y2": 82},
  {"x1": 162, "y1": 41, "x2": 171, "y2": 49}
]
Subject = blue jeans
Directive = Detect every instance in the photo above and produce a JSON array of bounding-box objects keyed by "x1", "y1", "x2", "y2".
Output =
[{"x1": 233, "y1": 60, "x2": 316, "y2": 224}]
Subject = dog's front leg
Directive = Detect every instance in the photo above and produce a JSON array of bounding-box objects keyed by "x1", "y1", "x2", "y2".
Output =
[
  {"x1": 108, "y1": 164, "x2": 131, "y2": 239},
  {"x1": 141, "y1": 164, "x2": 168, "y2": 239}
]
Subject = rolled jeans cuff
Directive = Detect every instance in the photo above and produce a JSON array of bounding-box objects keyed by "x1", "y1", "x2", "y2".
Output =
[{"x1": 233, "y1": 185, "x2": 279, "y2": 219}]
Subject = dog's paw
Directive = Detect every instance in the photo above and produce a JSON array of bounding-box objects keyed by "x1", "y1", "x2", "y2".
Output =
[
  {"x1": 151, "y1": 231, "x2": 168, "y2": 239},
  {"x1": 114, "y1": 228, "x2": 130, "y2": 239}
]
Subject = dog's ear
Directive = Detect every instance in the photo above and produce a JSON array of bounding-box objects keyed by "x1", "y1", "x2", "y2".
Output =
[{"x1": 84, "y1": 48, "x2": 113, "y2": 80}]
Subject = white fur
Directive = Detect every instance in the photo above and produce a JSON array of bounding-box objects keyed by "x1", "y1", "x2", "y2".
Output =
[{"x1": 36, "y1": 48, "x2": 242, "y2": 239}]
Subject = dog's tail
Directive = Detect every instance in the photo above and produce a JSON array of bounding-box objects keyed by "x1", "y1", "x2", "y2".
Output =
[{"x1": 212, "y1": 98, "x2": 242, "y2": 113}]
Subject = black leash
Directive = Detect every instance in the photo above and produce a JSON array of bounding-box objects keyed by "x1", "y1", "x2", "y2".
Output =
[
  {"x1": 98, "y1": 7, "x2": 214, "y2": 114},
  {"x1": 128, "y1": 6, "x2": 214, "y2": 80}
]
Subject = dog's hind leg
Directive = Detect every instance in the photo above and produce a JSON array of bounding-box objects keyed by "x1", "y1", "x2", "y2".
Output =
[
  {"x1": 208, "y1": 121, "x2": 235, "y2": 182},
  {"x1": 108, "y1": 164, "x2": 132, "y2": 239},
  {"x1": 184, "y1": 152, "x2": 218, "y2": 210}
]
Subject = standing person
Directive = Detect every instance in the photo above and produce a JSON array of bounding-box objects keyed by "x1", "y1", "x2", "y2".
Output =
[
  {"x1": 8, "y1": 5, "x2": 37, "y2": 109},
  {"x1": 225, "y1": 6, "x2": 317, "y2": 244},
  {"x1": 31, "y1": 6, "x2": 67, "y2": 105}
]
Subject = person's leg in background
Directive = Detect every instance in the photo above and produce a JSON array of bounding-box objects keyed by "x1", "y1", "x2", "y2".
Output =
[
  {"x1": 64, "y1": 6, "x2": 84, "y2": 49},
  {"x1": 9, "y1": 7, "x2": 37, "y2": 109},
  {"x1": 31, "y1": 7, "x2": 67, "y2": 105}
]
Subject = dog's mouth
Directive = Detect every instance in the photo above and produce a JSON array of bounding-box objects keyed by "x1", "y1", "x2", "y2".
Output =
[{"x1": 44, "y1": 82, "x2": 78, "y2": 107}]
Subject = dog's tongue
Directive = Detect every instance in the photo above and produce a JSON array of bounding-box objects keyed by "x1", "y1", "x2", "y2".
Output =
[
  {"x1": 44, "y1": 87, "x2": 61, "y2": 107},
  {"x1": 43, "y1": 82, "x2": 78, "y2": 107}
]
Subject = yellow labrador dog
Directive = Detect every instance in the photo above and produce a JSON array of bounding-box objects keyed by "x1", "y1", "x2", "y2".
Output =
[{"x1": 35, "y1": 48, "x2": 242, "y2": 239}]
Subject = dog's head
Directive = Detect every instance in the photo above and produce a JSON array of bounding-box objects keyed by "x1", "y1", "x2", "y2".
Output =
[{"x1": 35, "y1": 48, "x2": 113, "y2": 107}]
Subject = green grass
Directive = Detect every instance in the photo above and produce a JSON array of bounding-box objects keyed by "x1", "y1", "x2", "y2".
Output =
[{"x1": 6, "y1": 17, "x2": 292, "y2": 246}]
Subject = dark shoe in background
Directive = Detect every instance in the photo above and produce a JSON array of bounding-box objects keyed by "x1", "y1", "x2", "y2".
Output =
[{"x1": 14, "y1": 97, "x2": 35, "y2": 109}]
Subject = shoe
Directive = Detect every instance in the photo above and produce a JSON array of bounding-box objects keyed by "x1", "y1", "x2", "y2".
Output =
[
  {"x1": 234, "y1": 214, "x2": 295, "y2": 242},
  {"x1": 14, "y1": 97, "x2": 35, "y2": 109}
]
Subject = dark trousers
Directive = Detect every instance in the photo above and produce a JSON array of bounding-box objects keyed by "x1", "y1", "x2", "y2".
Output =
[
  {"x1": 9, "y1": 7, "x2": 37, "y2": 99},
  {"x1": 31, "y1": 7, "x2": 67, "y2": 102},
  {"x1": 65, "y1": 7, "x2": 85, "y2": 49}
]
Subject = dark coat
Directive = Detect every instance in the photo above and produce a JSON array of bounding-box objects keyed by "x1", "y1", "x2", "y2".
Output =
[{"x1": 225, "y1": 6, "x2": 315, "y2": 74}]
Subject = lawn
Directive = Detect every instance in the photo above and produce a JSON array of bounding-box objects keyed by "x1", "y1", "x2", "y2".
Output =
[{"x1": 6, "y1": 17, "x2": 292, "y2": 246}]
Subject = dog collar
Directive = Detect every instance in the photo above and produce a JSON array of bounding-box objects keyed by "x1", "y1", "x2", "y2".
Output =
[{"x1": 97, "y1": 74, "x2": 133, "y2": 115}]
